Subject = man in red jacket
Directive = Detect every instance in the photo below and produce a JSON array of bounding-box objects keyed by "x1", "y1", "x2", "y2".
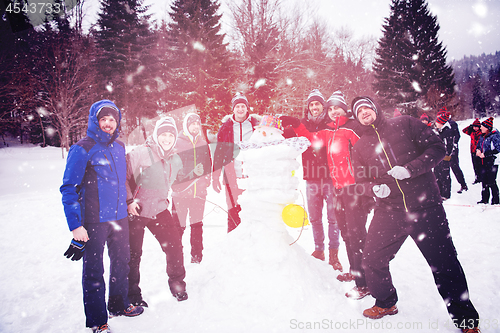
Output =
[{"x1": 212, "y1": 93, "x2": 260, "y2": 232}]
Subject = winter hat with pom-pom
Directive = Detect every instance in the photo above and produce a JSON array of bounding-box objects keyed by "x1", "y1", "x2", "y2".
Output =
[
  {"x1": 436, "y1": 112, "x2": 450, "y2": 125},
  {"x1": 481, "y1": 117, "x2": 494, "y2": 131}
]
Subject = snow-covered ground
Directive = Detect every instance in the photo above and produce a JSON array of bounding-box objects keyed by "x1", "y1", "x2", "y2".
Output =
[{"x1": 0, "y1": 119, "x2": 499, "y2": 333}]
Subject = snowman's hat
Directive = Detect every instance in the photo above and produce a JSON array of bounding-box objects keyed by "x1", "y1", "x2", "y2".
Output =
[{"x1": 256, "y1": 115, "x2": 283, "y2": 133}]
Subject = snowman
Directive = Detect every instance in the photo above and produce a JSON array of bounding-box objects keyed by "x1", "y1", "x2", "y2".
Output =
[{"x1": 236, "y1": 115, "x2": 310, "y2": 236}]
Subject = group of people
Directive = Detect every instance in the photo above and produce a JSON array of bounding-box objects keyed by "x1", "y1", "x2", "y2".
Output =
[
  {"x1": 60, "y1": 89, "x2": 489, "y2": 332},
  {"x1": 420, "y1": 109, "x2": 500, "y2": 205},
  {"x1": 60, "y1": 101, "x2": 212, "y2": 333}
]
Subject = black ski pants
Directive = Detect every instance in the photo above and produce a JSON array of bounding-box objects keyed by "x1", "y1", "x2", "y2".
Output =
[
  {"x1": 362, "y1": 204, "x2": 479, "y2": 324},
  {"x1": 128, "y1": 209, "x2": 186, "y2": 303}
]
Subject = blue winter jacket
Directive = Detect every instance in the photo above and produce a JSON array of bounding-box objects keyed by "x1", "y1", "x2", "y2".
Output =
[{"x1": 60, "y1": 100, "x2": 128, "y2": 231}]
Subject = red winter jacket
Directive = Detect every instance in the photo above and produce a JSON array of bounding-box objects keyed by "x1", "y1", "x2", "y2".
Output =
[
  {"x1": 462, "y1": 124, "x2": 482, "y2": 154},
  {"x1": 293, "y1": 116, "x2": 361, "y2": 189}
]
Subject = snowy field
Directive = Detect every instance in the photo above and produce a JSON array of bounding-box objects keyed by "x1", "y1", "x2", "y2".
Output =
[{"x1": 0, "y1": 119, "x2": 499, "y2": 333}]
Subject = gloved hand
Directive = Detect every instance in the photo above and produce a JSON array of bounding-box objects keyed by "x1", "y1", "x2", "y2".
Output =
[
  {"x1": 64, "y1": 239, "x2": 86, "y2": 261},
  {"x1": 443, "y1": 155, "x2": 451, "y2": 161},
  {"x1": 387, "y1": 165, "x2": 411, "y2": 180},
  {"x1": 373, "y1": 184, "x2": 391, "y2": 198},
  {"x1": 280, "y1": 116, "x2": 301, "y2": 129}
]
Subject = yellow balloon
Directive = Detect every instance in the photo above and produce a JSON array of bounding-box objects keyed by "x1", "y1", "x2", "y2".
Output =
[{"x1": 282, "y1": 204, "x2": 309, "y2": 228}]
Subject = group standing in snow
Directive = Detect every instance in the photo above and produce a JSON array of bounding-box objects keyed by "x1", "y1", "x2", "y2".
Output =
[{"x1": 60, "y1": 89, "x2": 497, "y2": 333}]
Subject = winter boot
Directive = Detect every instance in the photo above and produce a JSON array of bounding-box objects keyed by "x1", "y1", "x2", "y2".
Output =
[
  {"x1": 457, "y1": 185, "x2": 468, "y2": 194},
  {"x1": 328, "y1": 249, "x2": 343, "y2": 271},
  {"x1": 311, "y1": 250, "x2": 325, "y2": 261},
  {"x1": 190, "y1": 222, "x2": 203, "y2": 263},
  {"x1": 174, "y1": 291, "x2": 188, "y2": 302},
  {"x1": 478, "y1": 185, "x2": 490, "y2": 204},
  {"x1": 109, "y1": 304, "x2": 144, "y2": 317},
  {"x1": 363, "y1": 305, "x2": 398, "y2": 319},
  {"x1": 92, "y1": 324, "x2": 111, "y2": 333},
  {"x1": 491, "y1": 184, "x2": 499, "y2": 205},
  {"x1": 345, "y1": 286, "x2": 371, "y2": 300}
]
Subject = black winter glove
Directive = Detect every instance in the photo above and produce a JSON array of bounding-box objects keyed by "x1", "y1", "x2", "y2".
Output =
[
  {"x1": 280, "y1": 116, "x2": 301, "y2": 129},
  {"x1": 64, "y1": 239, "x2": 86, "y2": 261}
]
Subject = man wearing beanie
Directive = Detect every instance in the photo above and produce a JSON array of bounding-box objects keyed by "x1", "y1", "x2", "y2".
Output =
[
  {"x1": 172, "y1": 113, "x2": 212, "y2": 263},
  {"x1": 434, "y1": 112, "x2": 460, "y2": 199},
  {"x1": 281, "y1": 90, "x2": 371, "y2": 298},
  {"x1": 476, "y1": 117, "x2": 500, "y2": 205},
  {"x1": 125, "y1": 116, "x2": 189, "y2": 306},
  {"x1": 60, "y1": 100, "x2": 144, "y2": 333},
  {"x1": 438, "y1": 108, "x2": 468, "y2": 193},
  {"x1": 420, "y1": 113, "x2": 431, "y2": 126},
  {"x1": 291, "y1": 89, "x2": 337, "y2": 264},
  {"x1": 463, "y1": 118, "x2": 483, "y2": 184},
  {"x1": 349, "y1": 96, "x2": 480, "y2": 332},
  {"x1": 212, "y1": 92, "x2": 260, "y2": 232}
]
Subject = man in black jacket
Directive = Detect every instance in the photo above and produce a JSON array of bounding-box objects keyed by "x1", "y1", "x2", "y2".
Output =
[{"x1": 350, "y1": 96, "x2": 479, "y2": 333}]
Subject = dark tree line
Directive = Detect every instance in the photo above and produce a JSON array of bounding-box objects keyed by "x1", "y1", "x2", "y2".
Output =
[
  {"x1": 0, "y1": 0, "x2": 376, "y2": 150},
  {"x1": 1, "y1": 0, "x2": 497, "y2": 150},
  {"x1": 451, "y1": 52, "x2": 500, "y2": 120}
]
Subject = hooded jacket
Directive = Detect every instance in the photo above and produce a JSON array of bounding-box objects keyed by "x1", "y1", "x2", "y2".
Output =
[
  {"x1": 125, "y1": 117, "x2": 186, "y2": 219},
  {"x1": 293, "y1": 115, "x2": 361, "y2": 189},
  {"x1": 60, "y1": 100, "x2": 128, "y2": 231},
  {"x1": 477, "y1": 128, "x2": 500, "y2": 167},
  {"x1": 172, "y1": 113, "x2": 212, "y2": 197},
  {"x1": 351, "y1": 96, "x2": 446, "y2": 212}
]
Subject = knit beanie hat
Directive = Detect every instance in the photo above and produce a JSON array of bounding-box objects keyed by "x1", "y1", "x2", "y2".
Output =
[
  {"x1": 420, "y1": 113, "x2": 429, "y2": 121},
  {"x1": 96, "y1": 106, "x2": 119, "y2": 122},
  {"x1": 472, "y1": 118, "x2": 481, "y2": 127},
  {"x1": 326, "y1": 91, "x2": 348, "y2": 113},
  {"x1": 186, "y1": 113, "x2": 201, "y2": 128},
  {"x1": 156, "y1": 117, "x2": 178, "y2": 138},
  {"x1": 436, "y1": 112, "x2": 450, "y2": 125},
  {"x1": 306, "y1": 89, "x2": 325, "y2": 108},
  {"x1": 352, "y1": 97, "x2": 378, "y2": 117},
  {"x1": 437, "y1": 106, "x2": 448, "y2": 116},
  {"x1": 231, "y1": 92, "x2": 249, "y2": 111},
  {"x1": 481, "y1": 117, "x2": 494, "y2": 131}
]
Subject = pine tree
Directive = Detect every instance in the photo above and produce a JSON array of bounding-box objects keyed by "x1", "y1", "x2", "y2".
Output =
[
  {"x1": 472, "y1": 69, "x2": 488, "y2": 118},
  {"x1": 167, "y1": 0, "x2": 233, "y2": 130},
  {"x1": 373, "y1": 0, "x2": 455, "y2": 115},
  {"x1": 94, "y1": 0, "x2": 158, "y2": 137}
]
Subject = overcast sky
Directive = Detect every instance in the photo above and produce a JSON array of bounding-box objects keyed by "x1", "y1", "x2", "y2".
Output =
[
  {"x1": 310, "y1": 0, "x2": 500, "y2": 60},
  {"x1": 46, "y1": 0, "x2": 500, "y2": 61}
]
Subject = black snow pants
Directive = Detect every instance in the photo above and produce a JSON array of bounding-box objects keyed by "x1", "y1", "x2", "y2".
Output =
[
  {"x1": 128, "y1": 209, "x2": 186, "y2": 303},
  {"x1": 362, "y1": 204, "x2": 479, "y2": 325}
]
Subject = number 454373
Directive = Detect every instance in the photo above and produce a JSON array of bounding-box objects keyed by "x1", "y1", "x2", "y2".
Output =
[{"x1": 5, "y1": 2, "x2": 62, "y2": 14}]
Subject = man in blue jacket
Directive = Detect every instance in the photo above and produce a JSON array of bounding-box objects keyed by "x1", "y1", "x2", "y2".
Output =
[{"x1": 61, "y1": 100, "x2": 143, "y2": 333}]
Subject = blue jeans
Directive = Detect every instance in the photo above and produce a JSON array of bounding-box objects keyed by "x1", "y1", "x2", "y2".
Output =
[
  {"x1": 83, "y1": 218, "x2": 130, "y2": 328},
  {"x1": 306, "y1": 179, "x2": 339, "y2": 251}
]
